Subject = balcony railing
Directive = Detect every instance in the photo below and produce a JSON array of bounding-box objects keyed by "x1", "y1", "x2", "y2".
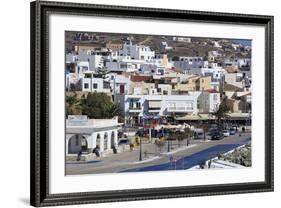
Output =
[
  {"x1": 129, "y1": 106, "x2": 141, "y2": 110},
  {"x1": 129, "y1": 106, "x2": 142, "y2": 112},
  {"x1": 167, "y1": 106, "x2": 193, "y2": 112}
]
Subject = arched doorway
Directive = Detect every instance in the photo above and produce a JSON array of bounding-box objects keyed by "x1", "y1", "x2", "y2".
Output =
[
  {"x1": 68, "y1": 135, "x2": 88, "y2": 154},
  {"x1": 104, "y1": 132, "x2": 108, "y2": 150}
]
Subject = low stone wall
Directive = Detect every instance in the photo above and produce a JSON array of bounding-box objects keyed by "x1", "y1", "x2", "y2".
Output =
[{"x1": 66, "y1": 144, "x2": 131, "y2": 161}]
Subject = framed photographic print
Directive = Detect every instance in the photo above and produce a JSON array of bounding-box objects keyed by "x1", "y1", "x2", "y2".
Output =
[{"x1": 30, "y1": 0, "x2": 274, "y2": 207}]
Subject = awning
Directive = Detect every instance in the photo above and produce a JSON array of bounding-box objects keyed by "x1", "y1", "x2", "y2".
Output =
[
  {"x1": 175, "y1": 114, "x2": 215, "y2": 121},
  {"x1": 227, "y1": 113, "x2": 251, "y2": 120},
  {"x1": 148, "y1": 101, "x2": 161, "y2": 108},
  {"x1": 175, "y1": 113, "x2": 251, "y2": 121}
]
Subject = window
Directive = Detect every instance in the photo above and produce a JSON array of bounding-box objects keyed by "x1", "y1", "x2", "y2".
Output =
[
  {"x1": 129, "y1": 101, "x2": 134, "y2": 108},
  {"x1": 120, "y1": 64, "x2": 127, "y2": 69},
  {"x1": 201, "y1": 79, "x2": 204, "y2": 83},
  {"x1": 157, "y1": 88, "x2": 161, "y2": 93},
  {"x1": 84, "y1": 83, "x2": 89, "y2": 89},
  {"x1": 93, "y1": 83, "x2": 98, "y2": 89}
]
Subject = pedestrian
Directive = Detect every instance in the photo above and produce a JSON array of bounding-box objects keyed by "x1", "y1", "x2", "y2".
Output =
[
  {"x1": 76, "y1": 150, "x2": 82, "y2": 161},
  {"x1": 112, "y1": 143, "x2": 117, "y2": 154},
  {"x1": 93, "y1": 145, "x2": 100, "y2": 157},
  {"x1": 208, "y1": 160, "x2": 212, "y2": 168},
  {"x1": 129, "y1": 143, "x2": 134, "y2": 151}
]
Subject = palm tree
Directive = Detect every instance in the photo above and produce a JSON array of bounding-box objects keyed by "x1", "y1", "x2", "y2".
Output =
[
  {"x1": 183, "y1": 127, "x2": 192, "y2": 146},
  {"x1": 66, "y1": 93, "x2": 82, "y2": 116},
  {"x1": 201, "y1": 123, "x2": 209, "y2": 141}
]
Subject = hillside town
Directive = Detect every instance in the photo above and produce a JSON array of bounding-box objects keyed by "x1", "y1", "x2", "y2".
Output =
[{"x1": 65, "y1": 32, "x2": 252, "y2": 174}]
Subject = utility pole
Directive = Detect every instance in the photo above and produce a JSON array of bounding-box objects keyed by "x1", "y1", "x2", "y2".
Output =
[
  {"x1": 149, "y1": 127, "x2": 152, "y2": 143},
  {"x1": 113, "y1": 74, "x2": 116, "y2": 102},
  {"x1": 139, "y1": 136, "x2": 142, "y2": 161},
  {"x1": 168, "y1": 140, "x2": 170, "y2": 152}
]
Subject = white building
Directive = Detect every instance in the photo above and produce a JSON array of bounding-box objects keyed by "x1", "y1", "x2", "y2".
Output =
[
  {"x1": 140, "y1": 54, "x2": 173, "y2": 74},
  {"x1": 116, "y1": 92, "x2": 202, "y2": 126},
  {"x1": 172, "y1": 37, "x2": 191, "y2": 43},
  {"x1": 224, "y1": 73, "x2": 244, "y2": 88},
  {"x1": 81, "y1": 75, "x2": 111, "y2": 93},
  {"x1": 208, "y1": 51, "x2": 221, "y2": 62},
  {"x1": 212, "y1": 41, "x2": 222, "y2": 48},
  {"x1": 66, "y1": 48, "x2": 111, "y2": 71},
  {"x1": 119, "y1": 41, "x2": 155, "y2": 61},
  {"x1": 66, "y1": 116, "x2": 119, "y2": 158},
  {"x1": 197, "y1": 91, "x2": 221, "y2": 113},
  {"x1": 105, "y1": 74, "x2": 132, "y2": 95},
  {"x1": 224, "y1": 58, "x2": 251, "y2": 69},
  {"x1": 231, "y1": 43, "x2": 242, "y2": 50},
  {"x1": 160, "y1": 41, "x2": 172, "y2": 50},
  {"x1": 174, "y1": 57, "x2": 208, "y2": 72},
  {"x1": 106, "y1": 59, "x2": 142, "y2": 72}
]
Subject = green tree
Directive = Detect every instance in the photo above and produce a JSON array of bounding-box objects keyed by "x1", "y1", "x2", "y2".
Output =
[
  {"x1": 95, "y1": 68, "x2": 108, "y2": 79},
  {"x1": 211, "y1": 98, "x2": 230, "y2": 129},
  {"x1": 155, "y1": 138, "x2": 165, "y2": 153},
  {"x1": 168, "y1": 130, "x2": 185, "y2": 148},
  {"x1": 66, "y1": 92, "x2": 82, "y2": 116},
  {"x1": 81, "y1": 92, "x2": 121, "y2": 119}
]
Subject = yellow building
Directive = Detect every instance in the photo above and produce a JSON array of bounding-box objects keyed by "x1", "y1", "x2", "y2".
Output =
[
  {"x1": 198, "y1": 76, "x2": 212, "y2": 91},
  {"x1": 179, "y1": 75, "x2": 212, "y2": 91}
]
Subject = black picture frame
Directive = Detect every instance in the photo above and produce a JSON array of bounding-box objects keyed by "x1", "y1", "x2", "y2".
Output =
[{"x1": 30, "y1": 0, "x2": 274, "y2": 207}]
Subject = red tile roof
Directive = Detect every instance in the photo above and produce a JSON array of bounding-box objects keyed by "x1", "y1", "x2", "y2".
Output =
[
  {"x1": 169, "y1": 67, "x2": 184, "y2": 73},
  {"x1": 206, "y1": 89, "x2": 218, "y2": 93},
  {"x1": 130, "y1": 75, "x2": 152, "y2": 82}
]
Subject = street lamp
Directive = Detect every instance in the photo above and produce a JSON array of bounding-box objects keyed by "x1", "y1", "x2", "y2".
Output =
[{"x1": 168, "y1": 140, "x2": 170, "y2": 152}]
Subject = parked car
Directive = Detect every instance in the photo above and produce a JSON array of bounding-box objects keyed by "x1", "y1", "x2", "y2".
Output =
[
  {"x1": 136, "y1": 129, "x2": 149, "y2": 137},
  {"x1": 229, "y1": 128, "x2": 236, "y2": 135},
  {"x1": 223, "y1": 129, "x2": 230, "y2": 137},
  {"x1": 211, "y1": 131, "x2": 224, "y2": 140},
  {"x1": 118, "y1": 139, "x2": 129, "y2": 145},
  {"x1": 193, "y1": 128, "x2": 204, "y2": 140}
]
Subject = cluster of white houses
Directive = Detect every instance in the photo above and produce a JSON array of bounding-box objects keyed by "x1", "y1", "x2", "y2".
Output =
[{"x1": 65, "y1": 39, "x2": 252, "y2": 159}]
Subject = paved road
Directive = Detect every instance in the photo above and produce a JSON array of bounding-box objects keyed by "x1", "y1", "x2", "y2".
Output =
[{"x1": 66, "y1": 133, "x2": 251, "y2": 175}]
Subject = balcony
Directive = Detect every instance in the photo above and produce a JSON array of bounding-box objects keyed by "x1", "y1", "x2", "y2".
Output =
[
  {"x1": 148, "y1": 100, "x2": 161, "y2": 112},
  {"x1": 148, "y1": 108, "x2": 161, "y2": 113},
  {"x1": 129, "y1": 106, "x2": 142, "y2": 113},
  {"x1": 167, "y1": 106, "x2": 193, "y2": 113}
]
